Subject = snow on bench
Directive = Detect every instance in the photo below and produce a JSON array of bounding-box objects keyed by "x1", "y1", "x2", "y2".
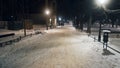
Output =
[
  {"x1": 0, "y1": 33, "x2": 21, "y2": 47},
  {"x1": 0, "y1": 33, "x2": 15, "y2": 38}
]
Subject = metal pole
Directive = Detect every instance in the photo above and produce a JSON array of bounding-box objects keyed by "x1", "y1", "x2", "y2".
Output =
[
  {"x1": 23, "y1": 0, "x2": 26, "y2": 36},
  {"x1": 98, "y1": 22, "x2": 101, "y2": 42},
  {"x1": 46, "y1": 17, "x2": 48, "y2": 30},
  {"x1": 45, "y1": 0, "x2": 48, "y2": 8},
  {"x1": 45, "y1": 0, "x2": 49, "y2": 30},
  {"x1": 98, "y1": 6, "x2": 103, "y2": 42},
  {"x1": 24, "y1": 21, "x2": 26, "y2": 36}
]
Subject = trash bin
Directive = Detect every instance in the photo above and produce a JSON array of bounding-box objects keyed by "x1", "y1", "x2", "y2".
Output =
[
  {"x1": 103, "y1": 32, "x2": 109, "y2": 43},
  {"x1": 102, "y1": 30, "x2": 111, "y2": 49}
]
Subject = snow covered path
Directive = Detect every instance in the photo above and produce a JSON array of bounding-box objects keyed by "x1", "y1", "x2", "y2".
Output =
[{"x1": 0, "y1": 25, "x2": 120, "y2": 68}]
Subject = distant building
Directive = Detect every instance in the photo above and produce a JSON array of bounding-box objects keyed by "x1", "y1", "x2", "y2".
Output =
[
  {"x1": 51, "y1": 0, "x2": 57, "y2": 27},
  {"x1": 46, "y1": 0, "x2": 57, "y2": 28}
]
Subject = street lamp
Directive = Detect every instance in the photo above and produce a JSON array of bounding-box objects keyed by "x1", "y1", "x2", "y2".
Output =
[
  {"x1": 58, "y1": 17, "x2": 62, "y2": 26},
  {"x1": 95, "y1": 0, "x2": 110, "y2": 7},
  {"x1": 45, "y1": 9, "x2": 50, "y2": 15},
  {"x1": 95, "y1": 0, "x2": 110, "y2": 42},
  {"x1": 45, "y1": 9, "x2": 50, "y2": 30},
  {"x1": 59, "y1": 17, "x2": 62, "y2": 21}
]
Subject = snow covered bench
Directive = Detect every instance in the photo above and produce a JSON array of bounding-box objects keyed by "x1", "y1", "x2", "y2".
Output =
[
  {"x1": 0, "y1": 33, "x2": 21, "y2": 47},
  {"x1": 0, "y1": 33, "x2": 15, "y2": 38}
]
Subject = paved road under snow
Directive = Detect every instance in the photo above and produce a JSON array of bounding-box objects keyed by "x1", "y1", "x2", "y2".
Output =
[{"x1": 0, "y1": 25, "x2": 120, "y2": 68}]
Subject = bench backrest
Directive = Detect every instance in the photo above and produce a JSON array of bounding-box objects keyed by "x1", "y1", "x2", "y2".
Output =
[{"x1": 0, "y1": 33, "x2": 15, "y2": 38}]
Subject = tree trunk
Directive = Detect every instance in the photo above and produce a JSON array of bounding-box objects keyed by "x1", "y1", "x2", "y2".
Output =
[
  {"x1": 112, "y1": 22, "x2": 114, "y2": 28},
  {"x1": 87, "y1": 15, "x2": 92, "y2": 33},
  {"x1": 80, "y1": 22, "x2": 83, "y2": 31}
]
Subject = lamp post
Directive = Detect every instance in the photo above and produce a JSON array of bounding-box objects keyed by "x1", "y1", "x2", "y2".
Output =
[
  {"x1": 58, "y1": 17, "x2": 62, "y2": 26},
  {"x1": 22, "y1": 0, "x2": 27, "y2": 36},
  {"x1": 98, "y1": 20, "x2": 102, "y2": 42},
  {"x1": 59, "y1": 17, "x2": 62, "y2": 21},
  {"x1": 95, "y1": 0, "x2": 110, "y2": 42},
  {"x1": 45, "y1": 9, "x2": 50, "y2": 30}
]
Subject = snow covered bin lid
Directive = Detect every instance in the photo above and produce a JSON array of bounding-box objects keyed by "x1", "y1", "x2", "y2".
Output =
[{"x1": 102, "y1": 30, "x2": 111, "y2": 33}]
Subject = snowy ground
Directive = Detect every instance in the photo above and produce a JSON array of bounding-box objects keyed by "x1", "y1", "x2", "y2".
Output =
[{"x1": 0, "y1": 24, "x2": 120, "y2": 68}]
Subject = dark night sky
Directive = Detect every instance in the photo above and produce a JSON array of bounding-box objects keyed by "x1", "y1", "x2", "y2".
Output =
[
  {"x1": 57, "y1": 0, "x2": 86, "y2": 18},
  {"x1": 0, "y1": 0, "x2": 45, "y2": 17},
  {"x1": 0, "y1": 0, "x2": 120, "y2": 19},
  {"x1": 57, "y1": 0, "x2": 120, "y2": 17}
]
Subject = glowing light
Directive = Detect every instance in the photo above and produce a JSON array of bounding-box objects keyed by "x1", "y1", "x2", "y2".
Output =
[
  {"x1": 95, "y1": 0, "x2": 110, "y2": 6},
  {"x1": 45, "y1": 9, "x2": 50, "y2": 15},
  {"x1": 49, "y1": 18, "x2": 52, "y2": 22},
  {"x1": 59, "y1": 17, "x2": 62, "y2": 21}
]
